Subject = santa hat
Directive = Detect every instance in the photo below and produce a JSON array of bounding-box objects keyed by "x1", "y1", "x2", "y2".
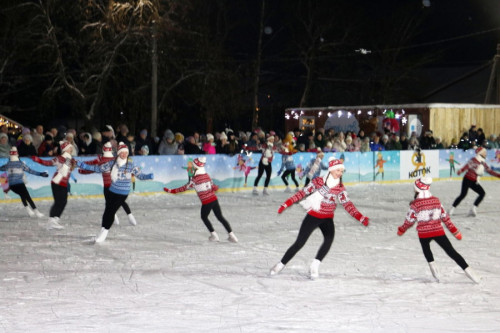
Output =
[
  {"x1": 103, "y1": 142, "x2": 113, "y2": 158},
  {"x1": 9, "y1": 146, "x2": 19, "y2": 161},
  {"x1": 60, "y1": 140, "x2": 72, "y2": 153},
  {"x1": 193, "y1": 157, "x2": 206, "y2": 169},
  {"x1": 414, "y1": 176, "x2": 432, "y2": 193},
  {"x1": 476, "y1": 147, "x2": 487, "y2": 158},
  {"x1": 328, "y1": 157, "x2": 345, "y2": 171},
  {"x1": 117, "y1": 142, "x2": 128, "y2": 155}
]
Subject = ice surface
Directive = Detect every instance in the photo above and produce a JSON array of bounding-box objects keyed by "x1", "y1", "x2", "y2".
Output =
[{"x1": 1, "y1": 179, "x2": 499, "y2": 332}]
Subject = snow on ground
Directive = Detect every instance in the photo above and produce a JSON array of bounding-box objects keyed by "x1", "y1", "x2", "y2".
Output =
[{"x1": 1, "y1": 179, "x2": 500, "y2": 332}]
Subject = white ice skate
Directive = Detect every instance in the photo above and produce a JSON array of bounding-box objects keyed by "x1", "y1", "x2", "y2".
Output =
[
  {"x1": 464, "y1": 267, "x2": 480, "y2": 284},
  {"x1": 128, "y1": 213, "x2": 137, "y2": 226},
  {"x1": 114, "y1": 214, "x2": 120, "y2": 225},
  {"x1": 269, "y1": 262, "x2": 285, "y2": 276},
  {"x1": 448, "y1": 207, "x2": 455, "y2": 216},
  {"x1": 95, "y1": 227, "x2": 109, "y2": 243},
  {"x1": 252, "y1": 187, "x2": 259, "y2": 195},
  {"x1": 263, "y1": 188, "x2": 270, "y2": 196},
  {"x1": 284, "y1": 186, "x2": 291, "y2": 193},
  {"x1": 33, "y1": 209, "x2": 44, "y2": 218},
  {"x1": 25, "y1": 206, "x2": 35, "y2": 217},
  {"x1": 310, "y1": 259, "x2": 321, "y2": 280},
  {"x1": 228, "y1": 232, "x2": 239, "y2": 243},
  {"x1": 209, "y1": 231, "x2": 220, "y2": 242},
  {"x1": 467, "y1": 206, "x2": 477, "y2": 217},
  {"x1": 428, "y1": 261, "x2": 439, "y2": 282},
  {"x1": 47, "y1": 217, "x2": 64, "y2": 230}
]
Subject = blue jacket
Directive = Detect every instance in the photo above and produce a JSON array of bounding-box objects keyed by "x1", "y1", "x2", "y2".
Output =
[{"x1": 0, "y1": 160, "x2": 47, "y2": 185}]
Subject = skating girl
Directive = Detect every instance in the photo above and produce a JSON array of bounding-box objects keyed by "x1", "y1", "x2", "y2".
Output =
[
  {"x1": 270, "y1": 158, "x2": 369, "y2": 279},
  {"x1": 397, "y1": 177, "x2": 480, "y2": 283},
  {"x1": 78, "y1": 142, "x2": 138, "y2": 226},
  {"x1": 31, "y1": 141, "x2": 76, "y2": 230},
  {"x1": 449, "y1": 147, "x2": 500, "y2": 217},
  {"x1": 277, "y1": 143, "x2": 299, "y2": 192},
  {"x1": 163, "y1": 156, "x2": 238, "y2": 243},
  {"x1": 301, "y1": 148, "x2": 328, "y2": 186},
  {"x1": 252, "y1": 136, "x2": 274, "y2": 195},
  {"x1": 77, "y1": 142, "x2": 153, "y2": 243},
  {"x1": 0, "y1": 147, "x2": 48, "y2": 217}
]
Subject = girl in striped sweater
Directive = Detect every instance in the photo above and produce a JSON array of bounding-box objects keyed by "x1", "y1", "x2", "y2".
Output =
[
  {"x1": 450, "y1": 147, "x2": 500, "y2": 217},
  {"x1": 397, "y1": 177, "x2": 480, "y2": 283},
  {"x1": 0, "y1": 147, "x2": 48, "y2": 217},
  {"x1": 77, "y1": 142, "x2": 153, "y2": 243},
  {"x1": 270, "y1": 157, "x2": 369, "y2": 279},
  {"x1": 164, "y1": 157, "x2": 238, "y2": 243}
]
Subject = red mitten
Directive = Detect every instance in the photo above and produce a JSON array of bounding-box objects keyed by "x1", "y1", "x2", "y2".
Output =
[
  {"x1": 360, "y1": 216, "x2": 369, "y2": 227},
  {"x1": 278, "y1": 199, "x2": 293, "y2": 214},
  {"x1": 163, "y1": 187, "x2": 172, "y2": 193},
  {"x1": 397, "y1": 226, "x2": 405, "y2": 236},
  {"x1": 31, "y1": 156, "x2": 41, "y2": 163},
  {"x1": 454, "y1": 230, "x2": 462, "y2": 240},
  {"x1": 212, "y1": 184, "x2": 219, "y2": 192}
]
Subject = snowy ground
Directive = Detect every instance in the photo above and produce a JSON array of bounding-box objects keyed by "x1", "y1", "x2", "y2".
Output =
[{"x1": 1, "y1": 179, "x2": 500, "y2": 333}]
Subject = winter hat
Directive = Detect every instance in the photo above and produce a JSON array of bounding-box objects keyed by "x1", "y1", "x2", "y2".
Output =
[
  {"x1": 105, "y1": 125, "x2": 115, "y2": 138},
  {"x1": 206, "y1": 133, "x2": 214, "y2": 141},
  {"x1": 414, "y1": 176, "x2": 432, "y2": 193},
  {"x1": 476, "y1": 147, "x2": 487, "y2": 158},
  {"x1": 267, "y1": 135, "x2": 275, "y2": 142},
  {"x1": 22, "y1": 127, "x2": 30, "y2": 135},
  {"x1": 103, "y1": 142, "x2": 114, "y2": 158},
  {"x1": 140, "y1": 129, "x2": 148, "y2": 136},
  {"x1": 60, "y1": 140, "x2": 72, "y2": 153},
  {"x1": 328, "y1": 157, "x2": 345, "y2": 171},
  {"x1": 44, "y1": 134, "x2": 53, "y2": 141},
  {"x1": 23, "y1": 134, "x2": 32, "y2": 142},
  {"x1": 193, "y1": 156, "x2": 206, "y2": 169},
  {"x1": 117, "y1": 142, "x2": 128, "y2": 155},
  {"x1": 9, "y1": 146, "x2": 19, "y2": 161},
  {"x1": 220, "y1": 132, "x2": 227, "y2": 140}
]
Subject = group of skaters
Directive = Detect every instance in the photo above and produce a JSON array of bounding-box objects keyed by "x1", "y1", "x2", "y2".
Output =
[{"x1": 3, "y1": 129, "x2": 499, "y2": 284}]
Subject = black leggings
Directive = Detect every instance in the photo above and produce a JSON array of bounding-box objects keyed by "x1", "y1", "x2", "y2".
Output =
[
  {"x1": 419, "y1": 235, "x2": 468, "y2": 270},
  {"x1": 201, "y1": 199, "x2": 232, "y2": 233},
  {"x1": 254, "y1": 161, "x2": 272, "y2": 187},
  {"x1": 10, "y1": 183, "x2": 36, "y2": 209},
  {"x1": 102, "y1": 191, "x2": 128, "y2": 229},
  {"x1": 104, "y1": 187, "x2": 131, "y2": 214},
  {"x1": 452, "y1": 177, "x2": 485, "y2": 208},
  {"x1": 281, "y1": 214, "x2": 335, "y2": 265},
  {"x1": 281, "y1": 169, "x2": 299, "y2": 187},
  {"x1": 50, "y1": 183, "x2": 68, "y2": 218}
]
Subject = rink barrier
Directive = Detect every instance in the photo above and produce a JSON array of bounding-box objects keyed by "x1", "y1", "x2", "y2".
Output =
[{"x1": 0, "y1": 148, "x2": 499, "y2": 201}]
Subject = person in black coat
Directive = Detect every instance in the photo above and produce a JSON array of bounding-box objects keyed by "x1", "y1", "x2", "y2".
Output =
[
  {"x1": 17, "y1": 134, "x2": 37, "y2": 157},
  {"x1": 184, "y1": 136, "x2": 204, "y2": 155},
  {"x1": 134, "y1": 129, "x2": 154, "y2": 156}
]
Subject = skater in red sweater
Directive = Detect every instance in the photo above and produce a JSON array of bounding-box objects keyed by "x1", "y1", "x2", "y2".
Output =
[
  {"x1": 397, "y1": 176, "x2": 480, "y2": 283},
  {"x1": 163, "y1": 157, "x2": 238, "y2": 243},
  {"x1": 449, "y1": 147, "x2": 500, "y2": 217},
  {"x1": 270, "y1": 158, "x2": 369, "y2": 279}
]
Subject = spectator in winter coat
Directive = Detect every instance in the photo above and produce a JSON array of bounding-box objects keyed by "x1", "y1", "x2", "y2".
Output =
[
  {"x1": 420, "y1": 130, "x2": 436, "y2": 150},
  {"x1": 158, "y1": 129, "x2": 178, "y2": 155},
  {"x1": 468, "y1": 125, "x2": 478, "y2": 144},
  {"x1": 216, "y1": 132, "x2": 230, "y2": 154},
  {"x1": 397, "y1": 176, "x2": 480, "y2": 283},
  {"x1": 270, "y1": 158, "x2": 369, "y2": 279},
  {"x1": 370, "y1": 135, "x2": 385, "y2": 151},
  {"x1": 18, "y1": 134, "x2": 37, "y2": 157},
  {"x1": 0, "y1": 133, "x2": 11, "y2": 158},
  {"x1": 457, "y1": 133, "x2": 471, "y2": 151},
  {"x1": 78, "y1": 132, "x2": 97, "y2": 155},
  {"x1": 134, "y1": 129, "x2": 154, "y2": 156},
  {"x1": 226, "y1": 130, "x2": 240, "y2": 156},
  {"x1": 202, "y1": 133, "x2": 216, "y2": 154},
  {"x1": 476, "y1": 128, "x2": 486, "y2": 147},
  {"x1": 184, "y1": 136, "x2": 204, "y2": 155},
  {"x1": 400, "y1": 134, "x2": 409, "y2": 150},
  {"x1": 360, "y1": 137, "x2": 371, "y2": 152},
  {"x1": 391, "y1": 135, "x2": 402, "y2": 150},
  {"x1": 38, "y1": 134, "x2": 56, "y2": 157},
  {"x1": 31, "y1": 125, "x2": 44, "y2": 151}
]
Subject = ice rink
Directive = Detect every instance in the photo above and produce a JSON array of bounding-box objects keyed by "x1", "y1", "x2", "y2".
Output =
[{"x1": 1, "y1": 179, "x2": 499, "y2": 332}]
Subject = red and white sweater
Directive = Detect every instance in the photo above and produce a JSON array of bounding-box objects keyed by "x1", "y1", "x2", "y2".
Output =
[
  {"x1": 286, "y1": 176, "x2": 364, "y2": 221},
  {"x1": 169, "y1": 170, "x2": 219, "y2": 205},
  {"x1": 458, "y1": 156, "x2": 500, "y2": 182},
  {"x1": 78, "y1": 155, "x2": 114, "y2": 188},
  {"x1": 32, "y1": 154, "x2": 76, "y2": 188},
  {"x1": 399, "y1": 196, "x2": 457, "y2": 238}
]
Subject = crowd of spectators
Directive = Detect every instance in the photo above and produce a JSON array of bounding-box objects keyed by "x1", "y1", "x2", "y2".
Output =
[{"x1": 0, "y1": 122, "x2": 499, "y2": 159}]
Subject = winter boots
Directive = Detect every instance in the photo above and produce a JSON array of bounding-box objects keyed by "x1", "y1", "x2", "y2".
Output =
[
  {"x1": 252, "y1": 187, "x2": 259, "y2": 195},
  {"x1": 95, "y1": 227, "x2": 109, "y2": 243},
  {"x1": 209, "y1": 231, "x2": 220, "y2": 242},
  {"x1": 310, "y1": 259, "x2": 321, "y2": 280},
  {"x1": 284, "y1": 186, "x2": 291, "y2": 193},
  {"x1": 128, "y1": 213, "x2": 137, "y2": 226},
  {"x1": 263, "y1": 188, "x2": 269, "y2": 196},
  {"x1": 464, "y1": 267, "x2": 480, "y2": 284},
  {"x1": 269, "y1": 262, "x2": 285, "y2": 276},
  {"x1": 228, "y1": 232, "x2": 239, "y2": 243},
  {"x1": 47, "y1": 217, "x2": 64, "y2": 230},
  {"x1": 428, "y1": 261, "x2": 439, "y2": 282},
  {"x1": 467, "y1": 206, "x2": 477, "y2": 217}
]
